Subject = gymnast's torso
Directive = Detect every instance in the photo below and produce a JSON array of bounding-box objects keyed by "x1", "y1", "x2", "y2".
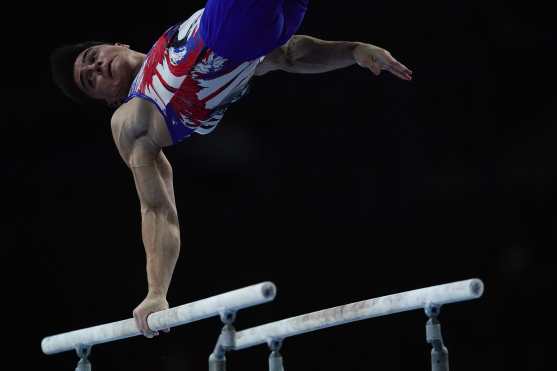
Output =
[{"x1": 123, "y1": 9, "x2": 264, "y2": 145}]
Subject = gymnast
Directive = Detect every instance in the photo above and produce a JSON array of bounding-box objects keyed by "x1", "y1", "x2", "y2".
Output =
[{"x1": 50, "y1": 0, "x2": 412, "y2": 338}]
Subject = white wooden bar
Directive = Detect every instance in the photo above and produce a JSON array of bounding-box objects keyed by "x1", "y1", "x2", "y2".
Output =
[
  {"x1": 234, "y1": 279, "x2": 484, "y2": 350},
  {"x1": 42, "y1": 282, "x2": 276, "y2": 355}
]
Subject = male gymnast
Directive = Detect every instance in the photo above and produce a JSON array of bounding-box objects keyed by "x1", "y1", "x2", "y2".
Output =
[{"x1": 50, "y1": 0, "x2": 413, "y2": 338}]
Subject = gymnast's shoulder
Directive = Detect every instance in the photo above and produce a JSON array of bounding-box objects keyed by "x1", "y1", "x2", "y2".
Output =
[{"x1": 110, "y1": 98, "x2": 172, "y2": 158}]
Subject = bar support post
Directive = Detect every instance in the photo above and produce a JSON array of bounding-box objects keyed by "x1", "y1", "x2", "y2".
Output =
[
  {"x1": 268, "y1": 339, "x2": 285, "y2": 371},
  {"x1": 209, "y1": 310, "x2": 237, "y2": 371},
  {"x1": 74, "y1": 345, "x2": 91, "y2": 371},
  {"x1": 425, "y1": 304, "x2": 449, "y2": 371}
]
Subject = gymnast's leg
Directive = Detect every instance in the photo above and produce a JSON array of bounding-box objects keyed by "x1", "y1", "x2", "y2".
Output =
[{"x1": 200, "y1": 0, "x2": 310, "y2": 62}]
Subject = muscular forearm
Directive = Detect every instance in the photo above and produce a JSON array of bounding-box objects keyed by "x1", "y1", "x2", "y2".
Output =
[
  {"x1": 141, "y1": 207, "x2": 180, "y2": 298},
  {"x1": 284, "y1": 35, "x2": 362, "y2": 74}
]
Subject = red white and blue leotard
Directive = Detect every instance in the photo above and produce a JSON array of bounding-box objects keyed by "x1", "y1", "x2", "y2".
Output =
[{"x1": 124, "y1": 9, "x2": 264, "y2": 144}]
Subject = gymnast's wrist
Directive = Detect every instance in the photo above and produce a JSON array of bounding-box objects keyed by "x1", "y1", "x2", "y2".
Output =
[
  {"x1": 351, "y1": 42, "x2": 367, "y2": 63},
  {"x1": 147, "y1": 288, "x2": 167, "y2": 299}
]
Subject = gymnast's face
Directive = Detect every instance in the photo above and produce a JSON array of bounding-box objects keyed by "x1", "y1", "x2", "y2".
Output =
[{"x1": 73, "y1": 43, "x2": 137, "y2": 106}]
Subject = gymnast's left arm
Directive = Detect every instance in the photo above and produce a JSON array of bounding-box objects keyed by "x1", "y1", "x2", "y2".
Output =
[{"x1": 254, "y1": 35, "x2": 412, "y2": 81}]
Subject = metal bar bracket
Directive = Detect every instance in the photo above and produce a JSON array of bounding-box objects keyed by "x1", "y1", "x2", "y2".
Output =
[
  {"x1": 75, "y1": 344, "x2": 91, "y2": 371},
  {"x1": 425, "y1": 303, "x2": 449, "y2": 371}
]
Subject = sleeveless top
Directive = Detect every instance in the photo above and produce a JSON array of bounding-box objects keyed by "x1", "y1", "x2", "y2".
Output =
[{"x1": 124, "y1": 9, "x2": 264, "y2": 144}]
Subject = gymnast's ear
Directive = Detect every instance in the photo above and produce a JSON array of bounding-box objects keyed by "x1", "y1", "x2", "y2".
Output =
[{"x1": 115, "y1": 43, "x2": 130, "y2": 48}]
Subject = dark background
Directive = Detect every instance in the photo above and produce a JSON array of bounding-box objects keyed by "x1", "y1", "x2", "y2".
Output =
[{"x1": 5, "y1": 0, "x2": 556, "y2": 370}]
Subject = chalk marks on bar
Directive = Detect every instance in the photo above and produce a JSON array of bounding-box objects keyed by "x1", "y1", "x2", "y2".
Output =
[{"x1": 234, "y1": 279, "x2": 484, "y2": 350}]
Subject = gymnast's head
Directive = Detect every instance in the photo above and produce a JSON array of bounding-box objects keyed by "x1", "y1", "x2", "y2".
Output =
[{"x1": 50, "y1": 42, "x2": 145, "y2": 107}]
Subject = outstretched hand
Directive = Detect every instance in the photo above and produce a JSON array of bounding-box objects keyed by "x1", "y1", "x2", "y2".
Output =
[
  {"x1": 354, "y1": 44, "x2": 413, "y2": 81},
  {"x1": 133, "y1": 294, "x2": 171, "y2": 338}
]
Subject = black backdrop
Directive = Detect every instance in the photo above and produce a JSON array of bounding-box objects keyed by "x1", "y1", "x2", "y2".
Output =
[{"x1": 5, "y1": 0, "x2": 556, "y2": 370}]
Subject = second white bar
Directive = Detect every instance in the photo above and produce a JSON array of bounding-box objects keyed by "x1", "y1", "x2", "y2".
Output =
[{"x1": 234, "y1": 279, "x2": 484, "y2": 350}]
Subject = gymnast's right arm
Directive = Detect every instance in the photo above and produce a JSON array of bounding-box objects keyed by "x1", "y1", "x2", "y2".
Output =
[{"x1": 111, "y1": 114, "x2": 180, "y2": 338}]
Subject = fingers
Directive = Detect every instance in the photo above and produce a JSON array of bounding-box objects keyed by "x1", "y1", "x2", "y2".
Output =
[
  {"x1": 144, "y1": 330, "x2": 158, "y2": 339},
  {"x1": 377, "y1": 50, "x2": 413, "y2": 81},
  {"x1": 382, "y1": 55, "x2": 413, "y2": 80},
  {"x1": 387, "y1": 64, "x2": 413, "y2": 80},
  {"x1": 369, "y1": 62, "x2": 412, "y2": 80},
  {"x1": 387, "y1": 61, "x2": 413, "y2": 80},
  {"x1": 133, "y1": 309, "x2": 159, "y2": 338},
  {"x1": 132, "y1": 297, "x2": 171, "y2": 339},
  {"x1": 363, "y1": 58, "x2": 412, "y2": 80}
]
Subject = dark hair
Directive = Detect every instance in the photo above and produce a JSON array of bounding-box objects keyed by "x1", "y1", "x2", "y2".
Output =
[{"x1": 50, "y1": 41, "x2": 105, "y2": 104}]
